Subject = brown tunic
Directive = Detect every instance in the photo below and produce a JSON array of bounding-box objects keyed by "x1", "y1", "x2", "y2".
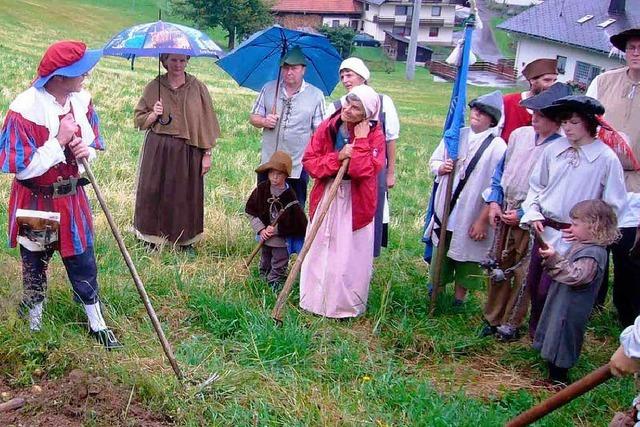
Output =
[
  {"x1": 595, "y1": 67, "x2": 640, "y2": 191},
  {"x1": 133, "y1": 73, "x2": 219, "y2": 245},
  {"x1": 134, "y1": 73, "x2": 220, "y2": 149},
  {"x1": 245, "y1": 181, "x2": 308, "y2": 244}
]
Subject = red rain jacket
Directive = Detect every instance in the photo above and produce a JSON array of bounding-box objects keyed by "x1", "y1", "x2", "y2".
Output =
[{"x1": 302, "y1": 112, "x2": 386, "y2": 231}]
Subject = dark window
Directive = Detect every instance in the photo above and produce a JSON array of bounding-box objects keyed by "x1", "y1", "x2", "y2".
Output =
[
  {"x1": 556, "y1": 55, "x2": 567, "y2": 74},
  {"x1": 365, "y1": 4, "x2": 369, "y2": 11},
  {"x1": 574, "y1": 61, "x2": 602, "y2": 85},
  {"x1": 432, "y1": 6, "x2": 442, "y2": 16},
  {"x1": 395, "y1": 5, "x2": 409, "y2": 15},
  {"x1": 429, "y1": 27, "x2": 439, "y2": 37},
  {"x1": 332, "y1": 20, "x2": 340, "y2": 28},
  {"x1": 392, "y1": 26, "x2": 410, "y2": 36}
]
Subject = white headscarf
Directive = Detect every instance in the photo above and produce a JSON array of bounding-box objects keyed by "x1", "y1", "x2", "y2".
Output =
[{"x1": 348, "y1": 85, "x2": 380, "y2": 121}]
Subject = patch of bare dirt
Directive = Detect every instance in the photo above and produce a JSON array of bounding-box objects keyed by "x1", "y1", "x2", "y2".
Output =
[{"x1": 0, "y1": 369, "x2": 173, "y2": 426}]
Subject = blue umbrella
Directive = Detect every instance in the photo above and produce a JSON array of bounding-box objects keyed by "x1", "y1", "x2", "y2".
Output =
[{"x1": 216, "y1": 25, "x2": 342, "y2": 96}]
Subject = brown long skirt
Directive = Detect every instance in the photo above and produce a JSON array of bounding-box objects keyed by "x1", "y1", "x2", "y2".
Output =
[{"x1": 134, "y1": 131, "x2": 204, "y2": 246}]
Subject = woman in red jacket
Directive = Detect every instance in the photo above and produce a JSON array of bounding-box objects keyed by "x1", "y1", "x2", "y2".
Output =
[{"x1": 299, "y1": 85, "x2": 386, "y2": 318}]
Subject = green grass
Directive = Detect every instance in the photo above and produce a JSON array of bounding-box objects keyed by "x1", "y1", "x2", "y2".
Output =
[
  {"x1": 490, "y1": 16, "x2": 516, "y2": 59},
  {"x1": 0, "y1": 0, "x2": 634, "y2": 425},
  {"x1": 352, "y1": 46, "x2": 397, "y2": 73}
]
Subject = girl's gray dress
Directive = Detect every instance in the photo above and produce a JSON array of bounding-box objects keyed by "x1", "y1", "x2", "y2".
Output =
[{"x1": 533, "y1": 243, "x2": 607, "y2": 369}]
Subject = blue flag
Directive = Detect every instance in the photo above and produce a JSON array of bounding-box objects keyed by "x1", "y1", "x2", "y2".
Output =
[{"x1": 422, "y1": 19, "x2": 475, "y2": 262}]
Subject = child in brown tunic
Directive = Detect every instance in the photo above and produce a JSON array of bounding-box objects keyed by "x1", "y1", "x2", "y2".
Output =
[
  {"x1": 534, "y1": 199, "x2": 619, "y2": 387},
  {"x1": 245, "y1": 151, "x2": 307, "y2": 290}
]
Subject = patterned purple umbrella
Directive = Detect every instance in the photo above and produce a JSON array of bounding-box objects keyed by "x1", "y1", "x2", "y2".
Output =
[
  {"x1": 103, "y1": 19, "x2": 224, "y2": 124},
  {"x1": 103, "y1": 20, "x2": 224, "y2": 61}
]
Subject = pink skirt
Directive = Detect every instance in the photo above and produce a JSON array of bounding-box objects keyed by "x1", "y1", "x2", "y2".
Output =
[{"x1": 299, "y1": 180, "x2": 374, "y2": 318}]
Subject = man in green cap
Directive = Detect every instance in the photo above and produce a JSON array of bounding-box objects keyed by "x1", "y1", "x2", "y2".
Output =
[{"x1": 249, "y1": 46, "x2": 325, "y2": 207}]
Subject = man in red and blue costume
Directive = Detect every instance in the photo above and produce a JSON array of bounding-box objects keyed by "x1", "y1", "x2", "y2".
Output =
[{"x1": 0, "y1": 40, "x2": 122, "y2": 349}]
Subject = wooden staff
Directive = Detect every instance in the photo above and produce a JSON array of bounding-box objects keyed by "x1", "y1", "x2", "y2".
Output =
[
  {"x1": 272, "y1": 159, "x2": 350, "y2": 322},
  {"x1": 506, "y1": 364, "x2": 612, "y2": 427},
  {"x1": 80, "y1": 158, "x2": 184, "y2": 384},
  {"x1": 429, "y1": 159, "x2": 457, "y2": 315},
  {"x1": 245, "y1": 200, "x2": 299, "y2": 268}
]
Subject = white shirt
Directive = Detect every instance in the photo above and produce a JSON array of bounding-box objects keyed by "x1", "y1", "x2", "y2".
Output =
[
  {"x1": 521, "y1": 137, "x2": 627, "y2": 254},
  {"x1": 12, "y1": 88, "x2": 97, "y2": 180},
  {"x1": 621, "y1": 315, "x2": 640, "y2": 359},
  {"x1": 430, "y1": 127, "x2": 496, "y2": 231}
]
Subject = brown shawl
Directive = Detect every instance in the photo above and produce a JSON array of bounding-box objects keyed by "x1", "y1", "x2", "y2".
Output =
[
  {"x1": 134, "y1": 73, "x2": 220, "y2": 149},
  {"x1": 245, "y1": 181, "x2": 308, "y2": 238}
]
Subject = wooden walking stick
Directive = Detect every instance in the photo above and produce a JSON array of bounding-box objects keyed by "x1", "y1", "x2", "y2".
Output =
[
  {"x1": 245, "y1": 200, "x2": 300, "y2": 268},
  {"x1": 506, "y1": 364, "x2": 612, "y2": 427},
  {"x1": 80, "y1": 158, "x2": 184, "y2": 383},
  {"x1": 272, "y1": 159, "x2": 350, "y2": 322},
  {"x1": 429, "y1": 159, "x2": 456, "y2": 315}
]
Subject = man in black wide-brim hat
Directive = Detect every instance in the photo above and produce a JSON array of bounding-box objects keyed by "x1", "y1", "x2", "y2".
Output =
[
  {"x1": 520, "y1": 94, "x2": 628, "y2": 339},
  {"x1": 586, "y1": 27, "x2": 640, "y2": 328}
]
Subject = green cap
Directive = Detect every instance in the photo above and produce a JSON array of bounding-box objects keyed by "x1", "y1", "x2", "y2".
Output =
[{"x1": 280, "y1": 46, "x2": 306, "y2": 66}]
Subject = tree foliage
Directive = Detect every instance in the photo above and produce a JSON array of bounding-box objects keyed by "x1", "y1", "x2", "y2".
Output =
[
  {"x1": 317, "y1": 25, "x2": 356, "y2": 59},
  {"x1": 171, "y1": 0, "x2": 274, "y2": 49}
]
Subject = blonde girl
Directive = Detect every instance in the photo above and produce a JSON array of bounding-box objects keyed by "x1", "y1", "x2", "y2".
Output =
[{"x1": 534, "y1": 199, "x2": 619, "y2": 387}]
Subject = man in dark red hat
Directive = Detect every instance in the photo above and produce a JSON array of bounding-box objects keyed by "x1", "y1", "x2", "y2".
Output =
[
  {"x1": 586, "y1": 27, "x2": 640, "y2": 328},
  {"x1": 500, "y1": 58, "x2": 558, "y2": 142},
  {"x1": 0, "y1": 40, "x2": 122, "y2": 349}
]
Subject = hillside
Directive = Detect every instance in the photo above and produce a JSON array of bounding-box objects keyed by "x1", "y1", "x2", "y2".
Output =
[{"x1": 0, "y1": 0, "x2": 633, "y2": 425}]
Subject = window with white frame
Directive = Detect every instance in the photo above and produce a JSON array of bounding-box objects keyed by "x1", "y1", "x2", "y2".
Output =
[
  {"x1": 556, "y1": 55, "x2": 567, "y2": 74},
  {"x1": 573, "y1": 61, "x2": 602, "y2": 85}
]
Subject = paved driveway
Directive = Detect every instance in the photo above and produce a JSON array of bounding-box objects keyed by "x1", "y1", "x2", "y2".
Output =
[{"x1": 454, "y1": 0, "x2": 504, "y2": 64}]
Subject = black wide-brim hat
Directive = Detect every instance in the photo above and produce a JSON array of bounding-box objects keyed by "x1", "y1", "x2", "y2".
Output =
[
  {"x1": 520, "y1": 82, "x2": 573, "y2": 111},
  {"x1": 610, "y1": 28, "x2": 640, "y2": 51},
  {"x1": 540, "y1": 95, "x2": 605, "y2": 119}
]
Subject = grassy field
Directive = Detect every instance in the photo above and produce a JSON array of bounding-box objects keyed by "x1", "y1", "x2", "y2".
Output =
[
  {"x1": 490, "y1": 16, "x2": 516, "y2": 59},
  {"x1": 0, "y1": 0, "x2": 634, "y2": 425}
]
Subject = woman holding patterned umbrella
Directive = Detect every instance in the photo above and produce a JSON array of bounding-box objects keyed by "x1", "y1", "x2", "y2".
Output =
[{"x1": 133, "y1": 53, "x2": 220, "y2": 251}]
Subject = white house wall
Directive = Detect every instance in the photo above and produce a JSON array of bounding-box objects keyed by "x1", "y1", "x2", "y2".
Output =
[
  {"x1": 361, "y1": 2, "x2": 455, "y2": 43},
  {"x1": 496, "y1": 0, "x2": 537, "y2": 6},
  {"x1": 322, "y1": 16, "x2": 353, "y2": 27},
  {"x1": 515, "y1": 37, "x2": 625, "y2": 83}
]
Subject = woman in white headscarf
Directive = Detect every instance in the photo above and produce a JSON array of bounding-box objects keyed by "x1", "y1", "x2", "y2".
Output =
[{"x1": 299, "y1": 85, "x2": 386, "y2": 318}]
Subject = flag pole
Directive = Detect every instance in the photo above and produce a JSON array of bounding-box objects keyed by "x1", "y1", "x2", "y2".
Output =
[{"x1": 429, "y1": 13, "x2": 476, "y2": 314}]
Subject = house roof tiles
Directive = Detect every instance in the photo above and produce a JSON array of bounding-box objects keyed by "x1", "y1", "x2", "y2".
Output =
[
  {"x1": 497, "y1": 0, "x2": 640, "y2": 54},
  {"x1": 273, "y1": 0, "x2": 362, "y2": 14},
  {"x1": 383, "y1": 30, "x2": 433, "y2": 50}
]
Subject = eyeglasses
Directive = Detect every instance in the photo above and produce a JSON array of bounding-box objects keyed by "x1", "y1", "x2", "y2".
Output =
[{"x1": 626, "y1": 45, "x2": 640, "y2": 54}]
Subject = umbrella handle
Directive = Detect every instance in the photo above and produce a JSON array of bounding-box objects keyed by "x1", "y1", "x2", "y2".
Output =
[{"x1": 158, "y1": 114, "x2": 173, "y2": 126}]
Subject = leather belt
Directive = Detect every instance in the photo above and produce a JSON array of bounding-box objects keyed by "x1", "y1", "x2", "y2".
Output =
[
  {"x1": 18, "y1": 177, "x2": 90, "y2": 198},
  {"x1": 543, "y1": 218, "x2": 571, "y2": 230}
]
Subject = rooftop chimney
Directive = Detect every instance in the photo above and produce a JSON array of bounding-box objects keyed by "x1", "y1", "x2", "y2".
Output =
[{"x1": 608, "y1": 0, "x2": 626, "y2": 14}]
